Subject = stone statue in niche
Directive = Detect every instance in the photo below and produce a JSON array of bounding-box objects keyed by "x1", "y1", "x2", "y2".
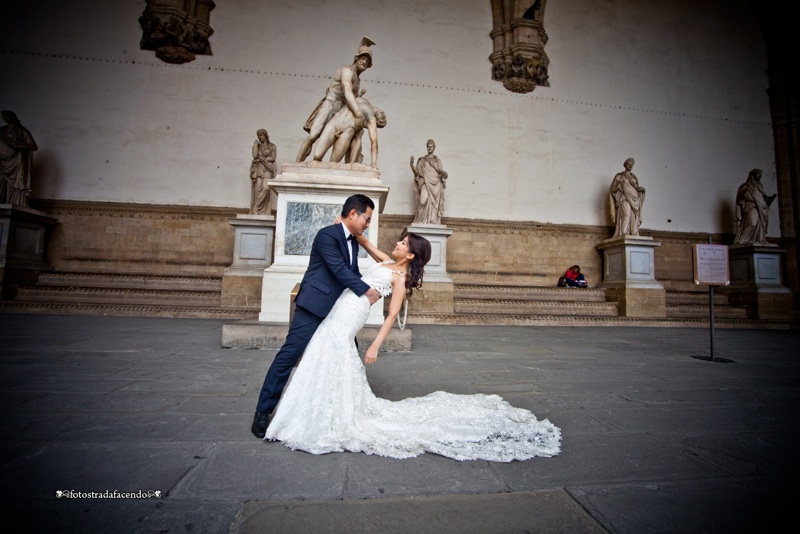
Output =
[
  {"x1": 138, "y1": 0, "x2": 215, "y2": 64},
  {"x1": 296, "y1": 37, "x2": 376, "y2": 163},
  {"x1": 609, "y1": 158, "x2": 646, "y2": 237},
  {"x1": 0, "y1": 110, "x2": 38, "y2": 206},
  {"x1": 249, "y1": 129, "x2": 277, "y2": 215},
  {"x1": 733, "y1": 168, "x2": 777, "y2": 244},
  {"x1": 410, "y1": 139, "x2": 448, "y2": 225},
  {"x1": 312, "y1": 97, "x2": 386, "y2": 169}
]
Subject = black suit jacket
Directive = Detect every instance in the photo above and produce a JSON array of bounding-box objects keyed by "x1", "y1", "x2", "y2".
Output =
[{"x1": 294, "y1": 223, "x2": 371, "y2": 318}]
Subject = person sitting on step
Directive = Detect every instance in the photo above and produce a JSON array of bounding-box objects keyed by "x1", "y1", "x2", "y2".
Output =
[{"x1": 559, "y1": 265, "x2": 587, "y2": 288}]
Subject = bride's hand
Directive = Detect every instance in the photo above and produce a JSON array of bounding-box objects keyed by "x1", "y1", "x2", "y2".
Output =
[
  {"x1": 334, "y1": 215, "x2": 343, "y2": 224},
  {"x1": 365, "y1": 345, "x2": 379, "y2": 364}
]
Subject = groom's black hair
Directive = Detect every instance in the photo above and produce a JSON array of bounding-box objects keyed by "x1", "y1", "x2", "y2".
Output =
[{"x1": 341, "y1": 194, "x2": 375, "y2": 217}]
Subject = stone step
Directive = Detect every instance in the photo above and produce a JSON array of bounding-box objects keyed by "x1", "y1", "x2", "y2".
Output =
[
  {"x1": 4, "y1": 271, "x2": 256, "y2": 320},
  {"x1": 3, "y1": 274, "x2": 780, "y2": 328},
  {"x1": 407, "y1": 312, "x2": 793, "y2": 329},
  {"x1": 455, "y1": 298, "x2": 619, "y2": 317},
  {"x1": 0, "y1": 301, "x2": 256, "y2": 320},
  {"x1": 455, "y1": 284, "x2": 607, "y2": 302},
  {"x1": 666, "y1": 304, "x2": 748, "y2": 319},
  {"x1": 15, "y1": 286, "x2": 221, "y2": 307},
  {"x1": 666, "y1": 290, "x2": 730, "y2": 306},
  {"x1": 35, "y1": 272, "x2": 222, "y2": 291}
]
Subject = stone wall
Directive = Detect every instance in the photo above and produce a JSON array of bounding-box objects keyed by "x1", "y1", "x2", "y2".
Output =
[
  {"x1": 373, "y1": 215, "x2": 728, "y2": 291},
  {"x1": 29, "y1": 201, "x2": 742, "y2": 290},
  {"x1": 32, "y1": 200, "x2": 244, "y2": 278},
  {"x1": 0, "y1": 1, "x2": 776, "y2": 236}
]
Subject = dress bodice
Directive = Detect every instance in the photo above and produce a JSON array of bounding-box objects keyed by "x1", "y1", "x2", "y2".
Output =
[{"x1": 360, "y1": 261, "x2": 403, "y2": 298}]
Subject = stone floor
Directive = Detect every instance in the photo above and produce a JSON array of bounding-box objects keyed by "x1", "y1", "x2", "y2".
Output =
[{"x1": 1, "y1": 314, "x2": 798, "y2": 533}]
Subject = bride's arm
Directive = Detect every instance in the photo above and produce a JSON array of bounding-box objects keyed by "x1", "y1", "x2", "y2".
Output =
[
  {"x1": 364, "y1": 275, "x2": 406, "y2": 364},
  {"x1": 356, "y1": 233, "x2": 391, "y2": 263}
]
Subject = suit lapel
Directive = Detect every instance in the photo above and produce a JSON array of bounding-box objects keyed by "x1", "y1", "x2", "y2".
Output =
[
  {"x1": 350, "y1": 240, "x2": 359, "y2": 271},
  {"x1": 338, "y1": 225, "x2": 356, "y2": 271}
]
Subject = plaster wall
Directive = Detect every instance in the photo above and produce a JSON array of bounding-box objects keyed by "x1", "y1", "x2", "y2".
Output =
[{"x1": 0, "y1": 0, "x2": 775, "y2": 235}]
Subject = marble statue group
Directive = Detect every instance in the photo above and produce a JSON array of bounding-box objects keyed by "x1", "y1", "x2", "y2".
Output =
[
  {"x1": 249, "y1": 36, "x2": 449, "y2": 225},
  {"x1": 295, "y1": 37, "x2": 381, "y2": 168}
]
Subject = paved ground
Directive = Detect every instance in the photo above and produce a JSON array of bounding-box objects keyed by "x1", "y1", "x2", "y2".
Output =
[{"x1": 1, "y1": 313, "x2": 798, "y2": 533}]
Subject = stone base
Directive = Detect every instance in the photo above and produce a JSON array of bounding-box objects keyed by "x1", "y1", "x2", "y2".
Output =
[
  {"x1": 221, "y1": 320, "x2": 412, "y2": 351},
  {"x1": 597, "y1": 235, "x2": 666, "y2": 318},
  {"x1": 726, "y1": 290, "x2": 794, "y2": 320},
  {"x1": 221, "y1": 271, "x2": 263, "y2": 309},
  {"x1": 727, "y1": 243, "x2": 793, "y2": 320},
  {"x1": 597, "y1": 235, "x2": 661, "y2": 284},
  {"x1": 603, "y1": 284, "x2": 666, "y2": 318},
  {"x1": 729, "y1": 243, "x2": 785, "y2": 288},
  {"x1": 413, "y1": 281, "x2": 454, "y2": 314},
  {"x1": 221, "y1": 215, "x2": 275, "y2": 309},
  {"x1": 405, "y1": 223, "x2": 453, "y2": 283},
  {"x1": 259, "y1": 265, "x2": 307, "y2": 322},
  {"x1": 1, "y1": 204, "x2": 57, "y2": 299},
  {"x1": 259, "y1": 163, "x2": 390, "y2": 325}
]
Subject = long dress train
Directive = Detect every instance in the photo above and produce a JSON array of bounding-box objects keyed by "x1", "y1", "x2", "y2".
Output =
[{"x1": 265, "y1": 261, "x2": 561, "y2": 461}]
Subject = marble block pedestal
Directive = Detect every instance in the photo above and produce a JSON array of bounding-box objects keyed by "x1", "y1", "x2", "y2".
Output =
[
  {"x1": 221, "y1": 214, "x2": 275, "y2": 309},
  {"x1": 405, "y1": 223, "x2": 454, "y2": 314},
  {"x1": 597, "y1": 235, "x2": 666, "y2": 317},
  {"x1": 0, "y1": 204, "x2": 57, "y2": 299},
  {"x1": 726, "y1": 243, "x2": 792, "y2": 320},
  {"x1": 258, "y1": 162, "x2": 390, "y2": 326}
]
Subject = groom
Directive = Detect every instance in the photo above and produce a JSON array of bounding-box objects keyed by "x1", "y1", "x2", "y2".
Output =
[{"x1": 251, "y1": 193, "x2": 381, "y2": 438}]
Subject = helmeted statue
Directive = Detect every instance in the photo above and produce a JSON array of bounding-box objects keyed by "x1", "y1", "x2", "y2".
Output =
[{"x1": 295, "y1": 37, "x2": 376, "y2": 164}]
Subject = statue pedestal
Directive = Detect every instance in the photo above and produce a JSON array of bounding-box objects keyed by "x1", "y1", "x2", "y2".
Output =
[
  {"x1": 258, "y1": 162, "x2": 390, "y2": 325},
  {"x1": 597, "y1": 235, "x2": 666, "y2": 317},
  {"x1": 0, "y1": 204, "x2": 57, "y2": 299},
  {"x1": 726, "y1": 243, "x2": 792, "y2": 319},
  {"x1": 405, "y1": 223, "x2": 454, "y2": 314},
  {"x1": 221, "y1": 214, "x2": 275, "y2": 309}
]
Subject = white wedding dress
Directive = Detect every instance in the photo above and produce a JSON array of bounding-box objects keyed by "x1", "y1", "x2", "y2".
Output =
[{"x1": 265, "y1": 261, "x2": 561, "y2": 461}]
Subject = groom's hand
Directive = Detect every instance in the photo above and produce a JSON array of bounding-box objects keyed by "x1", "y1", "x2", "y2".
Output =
[{"x1": 365, "y1": 288, "x2": 380, "y2": 304}]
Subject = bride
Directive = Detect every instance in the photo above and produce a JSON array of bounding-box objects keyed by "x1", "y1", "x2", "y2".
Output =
[{"x1": 264, "y1": 228, "x2": 561, "y2": 461}]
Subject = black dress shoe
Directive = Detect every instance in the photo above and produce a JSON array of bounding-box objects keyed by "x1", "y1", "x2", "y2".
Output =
[{"x1": 251, "y1": 410, "x2": 269, "y2": 439}]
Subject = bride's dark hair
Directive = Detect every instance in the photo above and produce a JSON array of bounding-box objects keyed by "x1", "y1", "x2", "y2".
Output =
[{"x1": 404, "y1": 233, "x2": 431, "y2": 298}]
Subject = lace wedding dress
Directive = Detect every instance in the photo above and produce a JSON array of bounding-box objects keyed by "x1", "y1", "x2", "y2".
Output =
[{"x1": 265, "y1": 261, "x2": 561, "y2": 461}]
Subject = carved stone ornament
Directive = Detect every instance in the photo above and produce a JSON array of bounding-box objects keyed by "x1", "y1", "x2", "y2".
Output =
[
  {"x1": 139, "y1": 0, "x2": 216, "y2": 65},
  {"x1": 489, "y1": 0, "x2": 550, "y2": 94}
]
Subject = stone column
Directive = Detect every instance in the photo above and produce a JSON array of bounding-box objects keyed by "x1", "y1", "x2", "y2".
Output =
[
  {"x1": 405, "y1": 223, "x2": 454, "y2": 314},
  {"x1": 727, "y1": 243, "x2": 793, "y2": 319},
  {"x1": 597, "y1": 235, "x2": 666, "y2": 317},
  {"x1": 221, "y1": 214, "x2": 275, "y2": 309}
]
